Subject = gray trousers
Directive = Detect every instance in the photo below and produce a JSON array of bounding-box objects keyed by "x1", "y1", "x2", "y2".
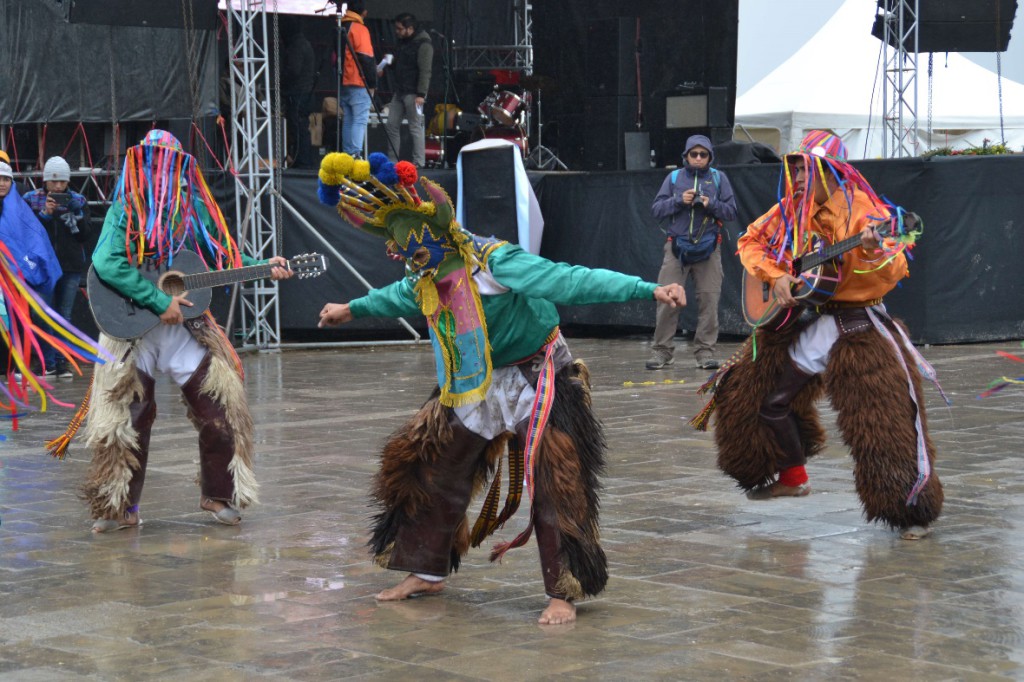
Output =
[
  {"x1": 652, "y1": 239, "x2": 723, "y2": 359},
  {"x1": 383, "y1": 93, "x2": 426, "y2": 167}
]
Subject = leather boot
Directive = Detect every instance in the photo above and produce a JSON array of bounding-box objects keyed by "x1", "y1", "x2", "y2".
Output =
[
  {"x1": 126, "y1": 369, "x2": 158, "y2": 506},
  {"x1": 759, "y1": 359, "x2": 816, "y2": 470},
  {"x1": 180, "y1": 354, "x2": 236, "y2": 503},
  {"x1": 387, "y1": 414, "x2": 490, "y2": 576}
]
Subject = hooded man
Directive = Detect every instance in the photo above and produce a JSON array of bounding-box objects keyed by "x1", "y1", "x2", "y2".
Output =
[{"x1": 646, "y1": 134, "x2": 737, "y2": 371}]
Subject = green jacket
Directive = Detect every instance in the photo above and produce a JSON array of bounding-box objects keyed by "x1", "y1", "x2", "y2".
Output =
[
  {"x1": 349, "y1": 242, "x2": 658, "y2": 367},
  {"x1": 92, "y1": 200, "x2": 262, "y2": 315}
]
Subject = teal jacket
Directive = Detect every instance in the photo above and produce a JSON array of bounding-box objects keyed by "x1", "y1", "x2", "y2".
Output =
[
  {"x1": 349, "y1": 242, "x2": 658, "y2": 367},
  {"x1": 92, "y1": 200, "x2": 262, "y2": 315}
]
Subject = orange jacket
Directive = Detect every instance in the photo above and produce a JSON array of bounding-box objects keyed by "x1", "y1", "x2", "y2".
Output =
[
  {"x1": 342, "y1": 11, "x2": 374, "y2": 87},
  {"x1": 738, "y1": 187, "x2": 908, "y2": 304}
]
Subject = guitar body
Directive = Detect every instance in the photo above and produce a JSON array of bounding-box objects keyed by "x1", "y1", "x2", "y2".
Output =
[
  {"x1": 740, "y1": 236, "x2": 843, "y2": 332},
  {"x1": 87, "y1": 250, "x2": 214, "y2": 341}
]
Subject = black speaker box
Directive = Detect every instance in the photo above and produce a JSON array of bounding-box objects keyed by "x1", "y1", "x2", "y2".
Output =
[
  {"x1": 872, "y1": 0, "x2": 1017, "y2": 52},
  {"x1": 459, "y1": 146, "x2": 520, "y2": 242},
  {"x1": 582, "y1": 96, "x2": 641, "y2": 171},
  {"x1": 586, "y1": 18, "x2": 639, "y2": 97},
  {"x1": 707, "y1": 87, "x2": 730, "y2": 128},
  {"x1": 66, "y1": 0, "x2": 218, "y2": 30}
]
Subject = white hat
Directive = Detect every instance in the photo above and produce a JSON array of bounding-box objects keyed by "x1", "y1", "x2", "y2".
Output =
[
  {"x1": 0, "y1": 162, "x2": 12, "y2": 179},
  {"x1": 43, "y1": 156, "x2": 71, "y2": 182}
]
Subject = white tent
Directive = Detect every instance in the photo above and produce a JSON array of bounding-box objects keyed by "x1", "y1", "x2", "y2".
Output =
[{"x1": 735, "y1": 0, "x2": 1024, "y2": 159}]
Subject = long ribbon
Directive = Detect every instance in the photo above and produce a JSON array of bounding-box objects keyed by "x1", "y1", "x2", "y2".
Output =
[
  {"x1": 491, "y1": 336, "x2": 558, "y2": 562},
  {"x1": 866, "y1": 307, "x2": 948, "y2": 505}
]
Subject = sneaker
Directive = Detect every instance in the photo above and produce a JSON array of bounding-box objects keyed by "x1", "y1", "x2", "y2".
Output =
[
  {"x1": 696, "y1": 358, "x2": 720, "y2": 370},
  {"x1": 645, "y1": 352, "x2": 675, "y2": 370},
  {"x1": 41, "y1": 367, "x2": 57, "y2": 378},
  {"x1": 57, "y1": 365, "x2": 74, "y2": 379}
]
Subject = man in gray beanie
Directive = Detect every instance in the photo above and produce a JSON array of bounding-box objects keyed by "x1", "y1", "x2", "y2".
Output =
[{"x1": 23, "y1": 155, "x2": 92, "y2": 378}]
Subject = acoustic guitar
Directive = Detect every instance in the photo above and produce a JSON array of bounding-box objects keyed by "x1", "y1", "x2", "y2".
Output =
[
  {"x1": 87, "y1": 250, "x2": 327, "y2": 340},
  {"x1": 741, "y1": 218, "x2": 905, "y2": 331}
]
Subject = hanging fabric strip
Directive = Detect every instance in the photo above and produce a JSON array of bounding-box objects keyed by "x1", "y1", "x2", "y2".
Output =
[{"x1": 865, "y1": 307, "x2": 947, "y2": 505}]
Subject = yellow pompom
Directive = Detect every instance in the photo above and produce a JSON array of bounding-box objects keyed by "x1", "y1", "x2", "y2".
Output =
[
  {"x1": 318, "y1": 168, "x2": 338, "y2": 185},
  {"x1": 351, "y1": 160, "x2": 371, "y2": 182},
  {"x1": 336, "y1": 153, "x2": 354, "y2": 176}
]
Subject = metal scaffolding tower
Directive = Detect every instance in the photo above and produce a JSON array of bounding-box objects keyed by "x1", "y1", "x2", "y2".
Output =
[
  {"x1": 224, "y1": 0, "x2": 282, "y2": 349},
  {"x1": 455, "y1": 1, "x2": 534, "y2": 74},
  {"x1": 878, "y1": 0, "x2": 920, "y2": 158}
]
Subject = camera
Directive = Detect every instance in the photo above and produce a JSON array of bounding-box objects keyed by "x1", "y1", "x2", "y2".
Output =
[{"x1": 49, "y1": 192, "x2": 71, "y2": 207}]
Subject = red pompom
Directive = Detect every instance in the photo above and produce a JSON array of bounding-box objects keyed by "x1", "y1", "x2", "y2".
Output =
[{"x1": 394, "y1": 161, "x2": 418, "y2": 186}]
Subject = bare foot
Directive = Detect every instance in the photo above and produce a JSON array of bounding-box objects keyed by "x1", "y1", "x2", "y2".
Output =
[
  {"x1": 200, "y1": 497, "x2": 241, "y2": 525},
  {"x1": 900, "y1": 525, "x2": 932, "y2": 540},
  {"x1": 538, "y1": 598, "x2": 576, "y2": 625},
  {"x1": 91, "y1": 510, "x2": 141, "y2": 533},
  {"x1": 375, "y1": 574, "x2": 445, "y2": 601}
]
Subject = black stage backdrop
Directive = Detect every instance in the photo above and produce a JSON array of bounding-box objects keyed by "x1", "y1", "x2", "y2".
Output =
[
  {"x1": 0, "y1": 0, "x2": 217, "y2": 123},
  {"x1": 263, "y1": 155, "x2": 1024, "y2": 345}
]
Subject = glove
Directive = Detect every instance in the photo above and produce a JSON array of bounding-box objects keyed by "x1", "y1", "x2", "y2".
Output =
[{"x1": 60, "y1": 211, "x2": 80, "y2": 235}]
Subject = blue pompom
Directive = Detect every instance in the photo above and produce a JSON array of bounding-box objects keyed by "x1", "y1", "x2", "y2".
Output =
[
  {"x1": 368, "y1": 152, "x2": 389, "y2": 174},
  {"x1": 376, "y1": 161, "x2": 399, "y2": 186},
  {"x1": 317, "y1": 180, "x2": 341, "y2": 206}
]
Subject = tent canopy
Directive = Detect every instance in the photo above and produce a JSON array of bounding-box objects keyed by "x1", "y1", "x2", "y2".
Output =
[{"x1": 735, "y1": 0, "x2": 1024, "y2": 158}]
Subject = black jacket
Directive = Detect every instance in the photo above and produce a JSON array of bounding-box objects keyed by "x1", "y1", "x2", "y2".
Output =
[{"x1": 391, "y1": 30, "x2": 433, "y2": 97}]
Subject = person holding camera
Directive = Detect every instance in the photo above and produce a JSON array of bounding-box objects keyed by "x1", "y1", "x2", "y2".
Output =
[
  {"x1": 646, "y1": 135, "x2": 737, "y2": 371},
  {"x1": 23, "y1": 155, "x2": 92, "y2": 379}
]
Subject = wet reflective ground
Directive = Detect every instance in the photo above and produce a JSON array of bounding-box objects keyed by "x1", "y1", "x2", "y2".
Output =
[{"x1": 2, "y1": 337, "x2": 1023, "y2": 680}]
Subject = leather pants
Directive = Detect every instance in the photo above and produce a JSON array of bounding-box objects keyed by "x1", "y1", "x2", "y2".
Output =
[
  {"x1": 387, "y1": 415, "x2": 490, "y2": 576},
  {"x1": 126, "y1": 369, "x2": 158, "y2": 506},
  {"x1": 180, "y1": 353, "x2": 237, "y2": 503},
  {"x1": 759, "y1": 359, "x2": 815, "y2": 470}
]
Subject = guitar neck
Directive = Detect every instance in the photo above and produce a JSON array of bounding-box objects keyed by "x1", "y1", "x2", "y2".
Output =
[
  {"x1": 182, "y1": 262, "x2": 279, "y2": 291},
  {"x1": 797, "y1": 224, "x2": 891, "y2": 274}
]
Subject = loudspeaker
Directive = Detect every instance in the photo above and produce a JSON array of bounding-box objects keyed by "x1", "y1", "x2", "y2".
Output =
[
  {"x1": 66, "y1": 0, "x2": 218, "y2": 30},
  {"x1": 623, "y1": 131, "x2": 651, "y2": 171},
  {"x1": 872, "y1": 0, "x2": 1016, "y2": 52},
  {"x1": 459, "y1": 146, "x2": 519, "y2": 242},
  {"x1": 586, "y1": 18, "x2": 639, "y2": 97},
  {"x1": 707, "y1": 87, "x2": 730, "y2": 128},
  {"x1": 582, "y1": 96, "x2": 640, "y2": 170}
]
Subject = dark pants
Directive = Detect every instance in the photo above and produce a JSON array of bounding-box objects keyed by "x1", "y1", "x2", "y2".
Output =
[{"x1": 284, "y1": 92, "x2": 314, "y2": 168}]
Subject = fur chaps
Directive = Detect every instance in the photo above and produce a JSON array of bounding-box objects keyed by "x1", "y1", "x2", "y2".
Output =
[
  {"x1": 713, "y1": 316, "x2": 943, "y2": 529},
  {"x1": 81, "y1": 320, "x2": 257, "y2": 518},
  {"x1": 713, "y1": 322, "x2": 826, "y2": 491},
  {"x1": 369, "y1": 363, "x2": 609, "y2": 598}
]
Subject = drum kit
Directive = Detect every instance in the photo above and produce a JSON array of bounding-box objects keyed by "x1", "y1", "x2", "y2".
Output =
[
  {"x1": 423, "y1": 84, "x2": 537, "y2": 169},
  {"x1": 423, "y1": 76, "x2": 566, "y2": 170}
]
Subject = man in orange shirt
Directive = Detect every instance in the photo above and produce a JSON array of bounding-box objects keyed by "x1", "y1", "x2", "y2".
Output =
[
  {"x1": 698, "y1": 130, "x2": 943, "y2": 540},
  {"x1": 339, "y1": 0, "x2": 377, "y2": 156}
]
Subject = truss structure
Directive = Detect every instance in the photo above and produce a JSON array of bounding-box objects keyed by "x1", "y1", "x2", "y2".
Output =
[
  {"x1": 878, "y1": 0, "x2": 920, "y2": 158},
  {"x1": 224, "y1": 0, "x2": 282, "y2": 349},
  {"x1": 455, "y1": 1, "x2": 534, "y2": 74}
]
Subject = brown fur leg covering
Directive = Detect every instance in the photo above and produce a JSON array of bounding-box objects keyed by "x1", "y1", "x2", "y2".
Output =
[
  {"x1": 188, "y1": 323, "x2": 258, "y2": 508},
  {"x1": 824, "y1": 322, "x2": 943, "y2": 529},
  {"x1": 531, "y1": 368, "x2": 608, "y2": 598},
  {"x1": 713, "y1": 325, "x2": 825, "y2": 491},
  {"x1": 369, "y1": 393, "x2": 500, "y2": 573},
  {"x1": 81, "y1": 336, "x2": 145, "y2": 519}
]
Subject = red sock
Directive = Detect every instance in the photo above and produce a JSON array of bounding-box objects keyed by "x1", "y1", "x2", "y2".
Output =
[{"x1": 779, "y1": 465, "x2": 808, "y2": 487}]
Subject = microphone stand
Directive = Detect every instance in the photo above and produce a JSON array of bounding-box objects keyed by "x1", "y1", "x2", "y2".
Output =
[{"x1": 435, "y1": 0, "x2": 458, "y2": 167}]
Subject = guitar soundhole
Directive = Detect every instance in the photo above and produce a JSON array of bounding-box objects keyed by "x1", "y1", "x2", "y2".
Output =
[{"x1": 159, "y1": 272, "x2": 186, "y2": 297}]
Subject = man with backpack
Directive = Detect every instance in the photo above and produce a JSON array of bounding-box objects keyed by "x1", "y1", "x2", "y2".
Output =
[{"x1": 646, "y1": 134, "x2": 737, "y2": 370}]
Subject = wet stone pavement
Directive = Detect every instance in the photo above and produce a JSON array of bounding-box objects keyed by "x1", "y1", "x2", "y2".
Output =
[{"x1": 1, "y1": 336, "x2": 1023, "y2": 681}]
